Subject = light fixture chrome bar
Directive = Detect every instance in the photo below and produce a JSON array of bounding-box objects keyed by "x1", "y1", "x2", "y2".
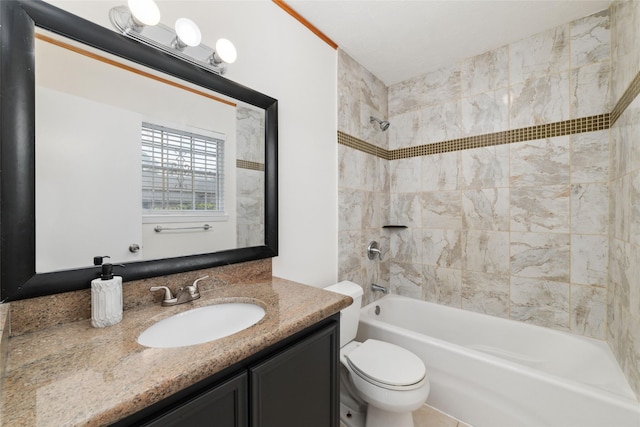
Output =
[{"x1": 109, "y1": 6, "x2": 230, "y2": 75}]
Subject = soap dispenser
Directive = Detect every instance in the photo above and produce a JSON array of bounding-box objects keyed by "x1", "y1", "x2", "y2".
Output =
[{"x1": 91, "y1": 256, "x2": 124, "y2": 328}]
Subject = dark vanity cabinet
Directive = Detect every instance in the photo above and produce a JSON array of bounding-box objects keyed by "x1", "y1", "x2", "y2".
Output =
[
  {"x1": 144, "y1": 373, "x2": 249, "y2": 427},
  {"x1": 117, "y1": 315, "x2": 339, "y2": 427},
  {"x1": 250, "y1": 320, "x2": 337, "y2": 426}
]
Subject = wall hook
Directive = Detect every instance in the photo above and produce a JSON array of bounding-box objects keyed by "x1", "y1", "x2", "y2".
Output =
[{"x1": 367, "y1": 241, "x2": 383, "y2": 260}]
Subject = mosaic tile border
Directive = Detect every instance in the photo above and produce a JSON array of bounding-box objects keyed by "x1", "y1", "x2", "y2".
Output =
[
  {"x1": 339, "y1": 70, "x2": 640, "y2": 160},
  {"x1": 338, "y1": 114, "x2": 609, "y2": 160},
  {"x1": 236, "y1": 160, "x2": 265, "y2": 171},
  {"x1": 389, "y1": 114, "x2": 609, "y2": 159},
  {"x1": 337, "y1": 132, "x2": 390, "y2": 160},
  {"x1": 611, "y1": 69, "x2": 640, "y2": 125}
]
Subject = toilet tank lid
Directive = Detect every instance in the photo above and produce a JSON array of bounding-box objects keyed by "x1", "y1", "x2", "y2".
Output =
[{"x1": 325, "y1": 281, "x2": 363, "y2": 298}]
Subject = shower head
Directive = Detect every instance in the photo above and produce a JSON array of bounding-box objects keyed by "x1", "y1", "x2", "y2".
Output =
[{"x1": 370, "y1": 116, "x2": 390, "y2": 131}]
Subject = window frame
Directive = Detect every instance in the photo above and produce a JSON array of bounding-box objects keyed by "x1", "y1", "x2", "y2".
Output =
[{"x1": 140, "y1": 122, "x2": 227, "y2": 221}]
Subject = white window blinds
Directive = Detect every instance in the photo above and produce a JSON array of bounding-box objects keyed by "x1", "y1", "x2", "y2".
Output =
[{"x1": 141, "y1": 122, "x2": 224, "y2": 213}]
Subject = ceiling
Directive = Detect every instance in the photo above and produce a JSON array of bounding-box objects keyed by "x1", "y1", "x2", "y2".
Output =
[{"x1": 287, "y1": 0, "x2": 612, "y2": 86}]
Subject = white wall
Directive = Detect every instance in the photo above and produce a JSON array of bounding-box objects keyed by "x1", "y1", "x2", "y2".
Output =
[
  {"x1": 45, "y1": 0, "x2": 338, "y2": 287},
  {"x1": 36, "y1": 87, "x2": 143, "y2": 271}
]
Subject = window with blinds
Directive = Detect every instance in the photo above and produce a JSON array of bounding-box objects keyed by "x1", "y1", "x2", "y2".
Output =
[{"x1": 141, "y1": 122, "x2": 224, "y2": 215}]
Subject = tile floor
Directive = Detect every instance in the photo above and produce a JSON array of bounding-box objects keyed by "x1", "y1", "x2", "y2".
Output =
[
  {"x1": 340, "y1": 404, "x2": 471, "y2": 427},
  {"x1": 413, "y1": 404, "x2": 471, "y2": 427}
]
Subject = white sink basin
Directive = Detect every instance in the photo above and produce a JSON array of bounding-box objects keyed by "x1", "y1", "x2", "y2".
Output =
[{"x1": 138, "y1": 303, "x2": 266, "y2": 348}]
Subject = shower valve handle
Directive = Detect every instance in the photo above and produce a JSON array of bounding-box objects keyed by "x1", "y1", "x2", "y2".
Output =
[{"x1": 367, "y1": 241, "x2": 383, "y2": 260}]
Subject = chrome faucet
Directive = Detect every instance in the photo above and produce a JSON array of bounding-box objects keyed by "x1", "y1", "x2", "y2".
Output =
[
  {"x1": 150, "y1": 275, "x2": 209, "y2": 306},
  {"x1": 371, "y1": 283, "x2": 388, "y2": 294}
]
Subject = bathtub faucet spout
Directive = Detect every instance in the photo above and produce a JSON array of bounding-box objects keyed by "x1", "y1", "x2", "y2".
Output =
[{"x1": 371, "y1": 283, "x2": 388, "y2": 294}]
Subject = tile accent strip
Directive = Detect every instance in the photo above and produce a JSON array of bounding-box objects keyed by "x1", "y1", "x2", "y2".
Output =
[
  {"x1": 338, "y1": 114, "x2": 609, "y2": 160},
  {"x1": 611, "y1": 70, "x2": 640, "y2": 125},
  {"x1": 337, "y1": 131, "x2": 390, "y2": 160},
  {"x1": 236, "y1": 160, "x2": 265, "y2": 171},
  {"x1": 339, "y1": 69, "x2": 640, "y2": 160},
  {"x1": 389, "y1": 114, "x2": 609, "y2": 159}
]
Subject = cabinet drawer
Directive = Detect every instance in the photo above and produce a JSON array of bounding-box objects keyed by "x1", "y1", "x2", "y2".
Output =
[{"x1": 144, "y1": 372, "x2": 248, "y2": 427}]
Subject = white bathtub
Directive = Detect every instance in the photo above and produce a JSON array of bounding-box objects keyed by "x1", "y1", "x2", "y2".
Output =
[{"x1": 356, "y1": 295, "x2": 640, "y2": 427}]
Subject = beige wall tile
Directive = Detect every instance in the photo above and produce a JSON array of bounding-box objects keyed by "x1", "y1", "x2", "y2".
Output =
[
  {"x1": 420, "y1": 101, "x2": 462, "y2": 144},
  {"x1": 461, "y1": 230, "x2": 510, "y2": 274},
  {"x1": 510, "y1": 277, "x2": 570, "y2": 330},
  {"x1": 391, "y1": 157, "x2": 422, "y2": 193},
  {"x1": 570, "y1": 284, "x2": 607, "y2": 338},
  {"x1": 570, "y1": 9, "x2": 611, "y2": 68},
  {"x1": 422, "y1": 229, "x2": 462, "y2": 268},
  {"x1": 461, "y1": 270, "x2": 509, "y2": 317},
  {"x1": 511, "y1": 185, "x2": 571, "y2": 233},
  {"x1": 510, "y1": 72, "x2": 570, "y2": 127},
  {"x1": 510, "y1": 137, "x2": 570, "y2": 187},
  {"x1": 390, "y1": 192, "x2": 422, "y2": 228},
  {"x1": 388, "y1": 109, "x2": 421, "y2": 149},
  {"x1": 571, "y1": 234, "x2": 608, "y2": 286},
  {"x1": 420, "y1": 63, "x2": 461, "y2": 108},
  {"x1": 570, "y1": 130, "x2": 609, "y2": 183},
  {"x1": 462, "y1": 188, "x2": 510, "y2": 231},
  {"x1": 461, "y1": 89, "x2": 510, "y2": 136},
  {"x1": 390, "y1": 229, "x2": 423, "y2": 264},
  {"x1": 461, "y1": 145, "x2": 510, "y2": 189},
  {"x1": 389, "y1": 74, "x2": 422, "y2": 116},
  {"x1": 461, "y1": 45, "x2": 509, "y2": 96},
  {"x1": 423, "y1": 152, "x2": 461, "y2": 191},
  {"x1": 510, "y1": 232, "x2": 570, "y2": 282},
  {"x1": 390, "y1": 261, "x2": 423, "y2": 299},
  {"x1": 422, "y1": 191, "x2": 462, "y2": 229},
  {"x1": 510, "y1": 25, "x2": 570, "y2": 85},
  {"x1": 571, "y1": 183, "x2": 609, "y2": 234},
  {"x1": 571, "y1": 61, "x2": 611, "y2": 118},
  {"x1": 423, "y1": 265, "x2": 462, "y2": 308}
]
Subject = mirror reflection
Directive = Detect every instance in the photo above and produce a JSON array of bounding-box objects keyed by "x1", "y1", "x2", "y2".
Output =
[{"x1": 34, "y1": 32, "x2": 265, "y2": 273}]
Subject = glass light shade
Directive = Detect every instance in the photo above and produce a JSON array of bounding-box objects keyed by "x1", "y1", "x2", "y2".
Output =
[
  {"x1": 175, "y1": 18, "x2": 202, "y2": 47},
  {"x1": 215, "y1": 38, "x2": 237, "y2": 64},
  {"x1": 127, "y1": 0, "x2": 160, "y2": 26}
]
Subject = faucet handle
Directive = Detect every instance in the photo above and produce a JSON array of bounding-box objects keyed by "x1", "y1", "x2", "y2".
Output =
[
  {"x1": 150, "y1": 286, "x2": 175, "y2": 303},
  {"x1": 190, "y1": 275, "x2": 209, "y2": 293}
]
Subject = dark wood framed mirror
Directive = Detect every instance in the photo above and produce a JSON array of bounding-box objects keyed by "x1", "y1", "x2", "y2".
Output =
[{"x1": 0, "y1": 0, "x2": 278, "y2": 301}]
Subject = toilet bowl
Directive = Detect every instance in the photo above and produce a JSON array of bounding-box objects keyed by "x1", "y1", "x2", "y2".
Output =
[{"x1": 325, "y1": 281, "x2": 430, "y2": 427}]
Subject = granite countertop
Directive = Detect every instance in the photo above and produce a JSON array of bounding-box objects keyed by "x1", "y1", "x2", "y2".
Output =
[{"x1": 0, "y1": 277, "x2": 350, "y2": 426}]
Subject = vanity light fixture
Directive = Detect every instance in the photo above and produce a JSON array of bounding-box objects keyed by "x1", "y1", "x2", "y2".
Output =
[
  {"x1": 109, "y1": 1, "x2": 237, "y2": 75},
  {"x1": 127, "y1": 0, "x2": 160, "y2": 27},
  {"x1": 209, "y1": 38, "x2": 237, "y2": 66},
  {"x1": 173, "y1": 18, "x2": 202, "y2": 50}
]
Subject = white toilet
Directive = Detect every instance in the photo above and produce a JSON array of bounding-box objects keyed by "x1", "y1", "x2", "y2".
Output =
[{"x1": 325, "y1": 281, "x2": 430, "y2": 427}]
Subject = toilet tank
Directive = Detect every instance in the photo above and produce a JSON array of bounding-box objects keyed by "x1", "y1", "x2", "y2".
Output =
[{"x1": 325, "y1": 281, "x2": 363, "y2": 347}]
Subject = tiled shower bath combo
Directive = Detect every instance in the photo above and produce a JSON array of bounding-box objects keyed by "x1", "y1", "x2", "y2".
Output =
[{"x1": 337, "y1": 2, "x2": 640, "y2": 423}]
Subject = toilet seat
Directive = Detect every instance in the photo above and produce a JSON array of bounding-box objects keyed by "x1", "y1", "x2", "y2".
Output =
[{"x1": 345, "y1": 339, "x2": 427, "y2": 391}]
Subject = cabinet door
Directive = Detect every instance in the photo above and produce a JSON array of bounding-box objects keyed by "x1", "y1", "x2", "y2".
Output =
[
  {"x1": 144, "y1": 372, "x2": 248, "y2": 427},
  {"x1": 250, "y1": 322, "x2": 339, "y2": 427}
]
